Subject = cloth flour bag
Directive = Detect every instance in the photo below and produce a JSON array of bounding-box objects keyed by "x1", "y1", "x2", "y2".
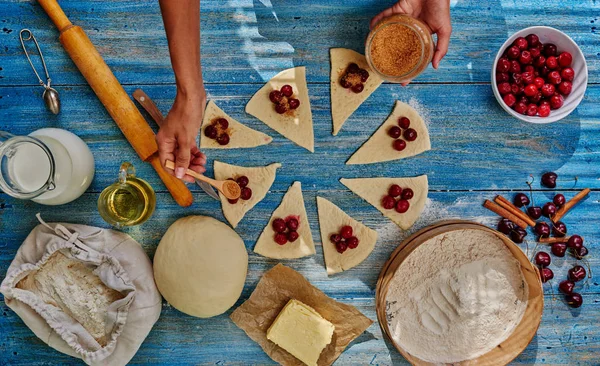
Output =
[{"x1": 0, "y1": 215, "x2": 162, "y2": 365}]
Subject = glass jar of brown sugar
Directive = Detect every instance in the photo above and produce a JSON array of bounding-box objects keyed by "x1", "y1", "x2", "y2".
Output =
[{"x1": 365, "y1": 14, "x2": 434, "y2": 83}]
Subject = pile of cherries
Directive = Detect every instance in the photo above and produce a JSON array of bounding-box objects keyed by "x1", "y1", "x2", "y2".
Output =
[
  {"x1": 330, "y1": 225, "x2": 360, "y2": 254},
  {"x1": 272, "y1": 216, "x2": 300, "y2": 245},
  {"x1": 381, "y1": 184, "x2": 414, "y2": 214},
  {"x1": 204, "y1": 118, "x2": 231, "y2": 146},
  {"x1": 269, "y1": 85, "x2": 300, "y2": 115},
  {"x1": 496, "y1": 172, "x2": 589, "y2": 308},
  {"x1": 495, "y1": 33, "x2": 575, "y2": 117},
  {"x1": 339, "y1": 63, "x2": 369, "y2": 93},
  {"x1": 226, "y1": 175, "x2": 252, "y2": 204},
  {"x1": 387, "y1": 116, "x2": 417, "y2": 152}
]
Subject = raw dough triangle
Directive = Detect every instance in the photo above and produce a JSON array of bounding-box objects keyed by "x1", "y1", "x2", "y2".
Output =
[
  {"x1": 254, "y1": 181, "x2": 316, "y2": 259},
  {"x1": 330, "y1": 48, "x2": 383, "y2": 135},
  {"x1": 200, "y1": 100, "x2": 272, "y2": 149},
  {"x1": 246, "y1": 67, "x2": 314, "y2": 152},
  {"x1": 346, "y1": 101, "x2": 431, "y2": 165},
  {"x1": 340, "y1": 175, "x2": 428, "y2": 230},
  {"x1": 214, "y1": 161, "x2": 281, "y2": 228},
  {"x1": 317, "y1": 197, "x2": 378, "y2": 275}
]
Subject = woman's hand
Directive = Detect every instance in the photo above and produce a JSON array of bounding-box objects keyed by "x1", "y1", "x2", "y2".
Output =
[
  {"x1": 156, "y1": 91, "x2": 207, "y2": 183},
  {"x1": 371, "y1": 0, "x2": 452, "y2": 69}
]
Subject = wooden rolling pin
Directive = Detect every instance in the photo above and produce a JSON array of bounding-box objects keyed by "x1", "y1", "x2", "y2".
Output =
[{"x1": 38, "y1": 0, "x2": 193, "y2": 207}]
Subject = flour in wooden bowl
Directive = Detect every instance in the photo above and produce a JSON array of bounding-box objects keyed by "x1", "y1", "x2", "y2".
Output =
[{"x1": 385, "y1": 229, "x2": 528, "y2": 363}]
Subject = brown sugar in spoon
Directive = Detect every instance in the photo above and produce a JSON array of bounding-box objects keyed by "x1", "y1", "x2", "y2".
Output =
[{"x1": 165, "y1": 160, "x2": 241, "y2": 200}]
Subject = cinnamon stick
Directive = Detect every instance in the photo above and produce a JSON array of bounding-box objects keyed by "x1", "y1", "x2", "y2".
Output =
[
  {"x1": 538, "y1": 236, "x2": 570, "y2": 244},
  {"x1": 483, "y1": 200, "x2": 528, "y2": 229},
  {"x1": 552, "y1": 188, "x2": 591, "y2": 223},
  {"x1": 494, "y1": 195, "x2": 536, "y2": 227}
]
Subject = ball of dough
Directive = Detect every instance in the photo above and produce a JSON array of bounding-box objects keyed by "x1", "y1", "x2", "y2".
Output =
[{"x1": 153, "y1": 216, "x2": 248, "y2": 318}]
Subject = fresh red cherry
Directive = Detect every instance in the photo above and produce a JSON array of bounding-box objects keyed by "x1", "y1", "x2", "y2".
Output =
[
  {"x1": 558, "y1": 81, "x2": 572, "y2": 96},
  {"x1": 519, "y1": 50, "x2": 532, "y2": 65},
  {"x1": 529, "y1": 92, "x2": 542, "y2": 104},
  {"x1": 539, "y1": 65, "x2": 551, "y2": 77},
  {"x1": 274, "y1": 233, "x2": 288, "y2": 245},
  {"x1": 537, "y1": 104, "x2": 551, "y2": 117},
  {"x1": 534, "y1": 222, "x2": 550, "y2": 237},
  {"x1": 340, "y1": 225, "x2": 353, "y2": 239},
  {"x1": 496, "y1": 72, "x2": 510, "y2": 83},
  {"x1": 540, "y1": 83, "x2": 555, "y2": 97},
  {"x1": 574, "y1": 246, "x2": 589, "y2": 259},
  {"x1": 524, "y1": 84, "x2": 538, "y2": 97},
  {"x1": 551, "y1": 193, "x2": 565, "y2": 206},
  {"x1": 533, "y1": 77, "x2": 545, "y2": 89},
  {"x1": 540, "y1": 268, "x2": 554, "y2": 283},
  {"x1": 286, "y1": 218, "x2": 299, "y2": 231},
  {"x1": 510, "y1": 228, "x2": 527, "y2": 243},
  {"x1": 568, "y1": 265, "x2": 586, "y2": 282},
  {"x1": 498, "y1": 82, "x2": 511, "y2": 95},
  {"x1": 561, "y1": 67, "x2": 575, "y2": 82},
  {"x1": 497, "y1": 58, "x2": 510, "y2": 72},
  {"x1": 513, "y1": 36, "x2": 529, "y2": 50},
  {"x1": 529, "y1": 47, "x2": 541, "y2": 59},
  {"x1": 351, "y1": 84, "x2": 364, "y2": 93},
  {"x1": 526, "y1": 104, "x2": 538, "y2": 116},
  {"x1": 547, "y1": 71, "x2": 562, "y2": 85},
  {"x1": 401, "y1": 188, "x2": 414, "y2": 200},
  {"x1": 541, "y1": 172, "x2": 557, "y2": 188},
  {"x1": 552, "y1": 221, "x2": 567, "y2": 237},
  {"x1": 346, "y1": 236, "x2": 359, "y2": 249},
  {"x1": 335, "y1": 241, "x2": 348, "y2": 253},
  {"x1": 543, "y1": 43, "x2": 558, "y2": 57},
  {"x1": 542, "y1": 202, "x2": 557, "y2": 217},
  {"x1": 558, "y1": 52, "x2": 572, "y2": 67},
  {"x1": 565, "y1": 293, "x2": 583, "y2": 308},
  {"x1": 533, "y1": 55, "x2": 546, "y2": 68},
  {"x1": 388, "y1": 184, "x2": 402, "y2": 197},
  {"x1": 497, "y1": 218, "x2": 515, "y2": 235},
  {"x1": 393, "y1": 139, "x2": 407, "y2": 151},
  {"x1": 398, "y1": 117, "x2": 411, "y2": 129},
  {"x1": 503, "y1": 94, "x2": 516, "y2": 107},
  {"x1": 567, "y1": 235, "x2": 583, "y2": 250},
  {"x1": 388, "y1": 126, "x2": 402, "y2": 138},
  {"x1": 551, "y1": 242, "x2": 567, "y2": 257},
  {"x1": 546, "y1": 56, "x2": 558, "y2": 69},
  {"x1": 275, "y1": 104, "x2": 288, "y2": 114},
  {"x1": 217, "y1": 134, "x2": 230, "y2": 146},
  {"x1": 506, "y1": 45, "x2": 521, "y2": 59},
  {"x1": 381, "y1": 195, "x2": 396, "y2": 209},
  {"x1": 236, "y1": 175, "x2": 249, "y2": 188},
  {"x1": 403, "y1": 128, "x2": 418, "y2": 141},
  {"x1": 289, "y1": 98, "x2": 300, "y2": 109},
  {"x1": 550, "y1": 94, "x2": 564, "y2": 110},
  {"x1": 272, "y1": 218, "x2": 287, "y2": 233},
  {"x1": 527, "y1": 206, "x2": 542, "y2": 219},
  {"x1": 514, "y1": 102, "x2": 528, "y2": 115},
  {"x1": 287, "y1": 230, "x2": 299, "y2": 242},
  {"x1": 269, "y1": 90, "x2": 284, "y2": 103},
  {"x1": 511, "y1": 73, "x2": 523, "y2": 85},
  {"x1": 525, "y1": 34, "x2": 540, "y2": 47},
  {"x1": 521, "y1": 71, "x2": 535, "y2": 84},
  {"x1": 280, "y1": 84, "x2": 293, "y2": 97},
  {"x1": 330, "y1": 234, "x2": 341, "y2": 243},
  {"x1": 395, "y1": 200, "x2": 410, "y2": 213},
  {"x1": 510, "y1": 60, "x2": 522, "y2": 73},
  {"x1": 240, "y1": 187, "x2": 252, "y2": 200},
  {"x1": 535, "y1": 251, "x2": 551, "y2": 267},
  {"x1": 559, "y1": 280, "x2": 575, "y2": 295},
  {"x1": 204, "y1": 125, "x2": 218, "y2": 139}
]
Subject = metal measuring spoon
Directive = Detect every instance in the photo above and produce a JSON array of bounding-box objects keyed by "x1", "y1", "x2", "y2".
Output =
[{"x1": 19, "y1": 29, "x2": 61, "y2": 114}]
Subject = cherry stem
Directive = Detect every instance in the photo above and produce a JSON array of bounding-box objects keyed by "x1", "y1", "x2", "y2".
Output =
[
  {"x1": 529, "y1": 241, "x2": 539, "y2": 262},
  {"x1": 526, "y1": 175, "x2": 535, "y2": 207}
]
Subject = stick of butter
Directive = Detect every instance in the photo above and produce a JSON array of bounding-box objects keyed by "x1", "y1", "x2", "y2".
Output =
[{"x1": 267, "y1": 299, "x2": 335, "y2": 366}]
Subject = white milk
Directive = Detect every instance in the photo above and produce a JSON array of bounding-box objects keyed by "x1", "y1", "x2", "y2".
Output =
[{"x1": 9, "y1": 142, "x2": 52, "y2": 192}]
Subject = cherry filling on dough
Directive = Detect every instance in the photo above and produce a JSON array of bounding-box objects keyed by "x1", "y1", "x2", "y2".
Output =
[
  {"x1": 226, "y1": 175, "x2": 253, "y2": 204},
  {"x1": 339, "y1": 62, "x2": 370, "y2": 94},
  {"x1": 204, "y1": 117, "x2": 231, "y2": 145},
  {"x1": 269, "y1": 84, "x2": 300, "y2": 115},
  {"x1": 388, "y1": 116, "x2": 416, "y2": 152},
  {"x1": 381, "y1": 185, "x2": 414, "y2": 213},
  {"x1": 272, "y1": 216, "x2": 300, "y2": 245},
  {"x1": 330, "y1": 225, "x2": 360, "y2": 254}
]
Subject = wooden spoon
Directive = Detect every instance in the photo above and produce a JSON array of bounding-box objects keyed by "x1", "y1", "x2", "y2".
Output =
[{"x1": 165, "y1": 160, "x2": 241, "y2": 200}]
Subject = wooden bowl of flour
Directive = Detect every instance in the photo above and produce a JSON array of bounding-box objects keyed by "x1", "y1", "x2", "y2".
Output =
[{"x1": 376, "y1": 220, "x2": 543, "y2": 365}]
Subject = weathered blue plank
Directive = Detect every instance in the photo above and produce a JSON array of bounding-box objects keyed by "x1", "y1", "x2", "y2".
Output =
[
  {"x1": 0, "y1": 83, "x2": 598, "y2": 193},
  {"x1": 0, "y1": 0, "x2": 598, "y2": 86},
  {"x1": 0, "y1": 191, "x2": 598, "y2": 365}
]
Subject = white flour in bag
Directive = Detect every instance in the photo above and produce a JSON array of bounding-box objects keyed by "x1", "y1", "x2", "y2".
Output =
[{"x1": 386, "y1": 229, "x2": 528, "y2": 363}]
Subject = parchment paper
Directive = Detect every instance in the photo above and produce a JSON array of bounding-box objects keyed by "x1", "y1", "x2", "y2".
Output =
[{"x1": 230, "y1": 264, "x2": 373, "y2": 366}]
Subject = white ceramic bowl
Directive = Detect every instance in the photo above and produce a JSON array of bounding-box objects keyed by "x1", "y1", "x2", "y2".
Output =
[{"x1": 491, "y1": 26, "x2": 588, "y2": 124}]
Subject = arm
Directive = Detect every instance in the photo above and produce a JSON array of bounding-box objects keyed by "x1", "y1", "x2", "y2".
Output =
[{"x1": 157, "y1": 0, "x2": 207, "y2": 182}]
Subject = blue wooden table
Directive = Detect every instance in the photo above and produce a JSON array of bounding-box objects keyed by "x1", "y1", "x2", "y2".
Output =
[{"x1": 1, "y1": 0, "x2": 599, "y2": 364}]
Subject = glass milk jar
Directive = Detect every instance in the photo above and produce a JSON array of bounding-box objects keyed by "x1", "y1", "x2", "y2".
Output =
[{"x1": 0, "y1": 128, "x2": 94, "y2": 205}]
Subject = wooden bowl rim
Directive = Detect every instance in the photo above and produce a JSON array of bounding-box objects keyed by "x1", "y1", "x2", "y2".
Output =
[{"x1": 375, "y1": 220, "x2": 544, "y2": 366}]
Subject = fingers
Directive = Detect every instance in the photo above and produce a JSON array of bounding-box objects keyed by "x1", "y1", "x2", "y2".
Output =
[
  {"x1": 432, "y1": 24, "x2": 452, "y2": 69},
  {"x1": 174, "y1": 136, "x2": 192, "y2": 179},
  {"x1": 156, "y1": 131, "x2": 177, "y2": 174},
  {"x1": 370, "y1": 7, "x2": 397, "y2": 29}
]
